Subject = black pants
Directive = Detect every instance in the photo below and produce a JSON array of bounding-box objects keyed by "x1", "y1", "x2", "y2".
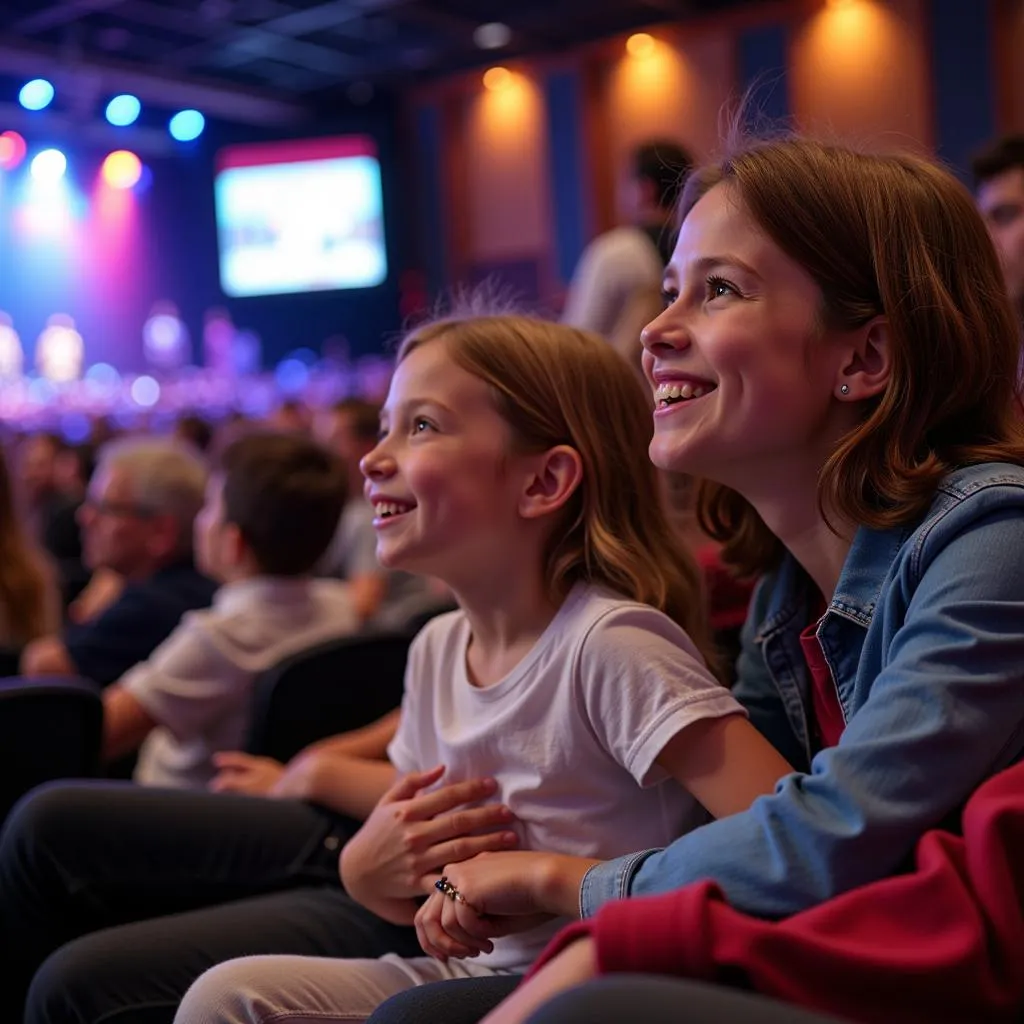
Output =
[
  {"x1": 367, "y1": 977, "x2": 851, "y2": 1024},
  {"x1": 0, "y1": 781, "x2": 421, "y2": 1024}
]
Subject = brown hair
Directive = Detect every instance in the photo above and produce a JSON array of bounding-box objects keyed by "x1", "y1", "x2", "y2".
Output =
[
  {"x1": 677, "y1": 137, "x2": 1024, "y2": 576},
  {"x1": 216, "y1": 432, "x2": 346, "y2": 576},
  {"x1": 399, "y1": 315, "x2": 717, "y2": 673},
  {"x1": 0, "y1": 445, "x2": 52, "y2": 644}
]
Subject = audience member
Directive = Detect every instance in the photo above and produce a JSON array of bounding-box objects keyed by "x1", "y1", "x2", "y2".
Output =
[
  {"x1": 561, "y1": 139, "x2": 692, "y2": 339},
  {"x1": 174, "y1": 413, "x2": 215, "y2": 454},
  {"x1": 18, "y1": 431, "x2": 88, "y2": 603},
  {"x1": 316, "y1": 398, "x2": 453, "y2": 627},
  {"x1": 268, "y1": 397, "x2": 311, "y2": 434},
  {"x1": 173, "y1": 313, "x2": 790, "y2": 1023},
  {"x1": 19, "y1": 438, "x2": 217, "y2": 686},
  {"x1": 973, "y1": 134, "x2": 1024, "y2": 325},
  {"x1": 100, "y1": 431, "x2": 359, "y2": 786},
  {"x1": 0, "y1": 445, "x2": 59, "y2": 663},
  {"x1": 360, "y1": 137, "x2": 1024, "y2": 1024}
]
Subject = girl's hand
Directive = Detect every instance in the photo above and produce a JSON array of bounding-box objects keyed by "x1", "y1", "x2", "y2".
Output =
[
  {"x1": 479, "y1": 938, "x2": 598, "y2": 1024},
  {"x1": 340, "y1": 766, "x2": 520, "y2": 925},
  {"x1": 209, "y1": 752, "x2": 286, "y2": 796},
  {"x1": 415, "y1": 851, "x2": 597, "y2": 958}
]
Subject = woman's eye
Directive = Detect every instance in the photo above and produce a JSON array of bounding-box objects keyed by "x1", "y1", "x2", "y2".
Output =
[{"x1": 661, "y1": 289, "x2": 678, "y2": 309}]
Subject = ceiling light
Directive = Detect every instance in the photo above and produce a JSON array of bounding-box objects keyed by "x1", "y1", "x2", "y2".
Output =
[{"x1": 474, "y1": 22, "x2": 512, "y2": 49}]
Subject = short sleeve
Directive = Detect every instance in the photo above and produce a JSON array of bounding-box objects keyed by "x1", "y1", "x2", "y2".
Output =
[
  {"x1": 578, "y1": 606, "x2": 744, "y2": 786},
  {"x1": 120, "y1": 614, "x2": 237, "y2": 739}
]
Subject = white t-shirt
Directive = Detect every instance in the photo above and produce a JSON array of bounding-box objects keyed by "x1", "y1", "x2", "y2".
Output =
[
  {"x1": 124, "y1": 576, "x2": 359, "y2": 789},
  {"x1": 560, "y1": 226, "x2": 664, "y2": 339},
  {"x1": 387, "y1": 583, "x2": 744, "y2": 971}
]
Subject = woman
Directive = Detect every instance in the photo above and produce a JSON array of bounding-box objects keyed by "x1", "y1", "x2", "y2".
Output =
[{"x1": 366, "y1": 136, "x2": 1024, "y2": 1024}]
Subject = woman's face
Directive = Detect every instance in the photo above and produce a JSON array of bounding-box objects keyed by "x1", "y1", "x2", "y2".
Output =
[{"x1": 642, "y1": 183, "x2": 854, "y2": 494}]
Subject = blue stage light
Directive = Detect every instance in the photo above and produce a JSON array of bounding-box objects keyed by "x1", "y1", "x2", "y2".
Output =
[
  {"x1": 19, "y1": 79, "x2": 54, "y2": 111},
  {"x1": 105, "y1": 94, "x2": 141, "y2": 127},
  {"x1": 169, "y1": 109, "x2": 205, "y2": 142}
]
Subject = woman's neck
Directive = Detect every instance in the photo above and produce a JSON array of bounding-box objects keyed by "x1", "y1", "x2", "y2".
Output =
[
  {"x1": 744, "y1": 478, "x2": 853, "y2": 604},
  {"x1": 450, "y1": 569, "x2": 563, "y2": 689}
]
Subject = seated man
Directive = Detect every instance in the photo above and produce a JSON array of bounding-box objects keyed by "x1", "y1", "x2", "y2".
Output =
[
  {"x1": 21, "y1": 437, "x2": 217, "y2": 686},
  {"x1": 102, "y1": 431, "x2": 360, "y2": 787},
  {"x1": 316, "y1": 398, "x2": 453, "y2": 630}
]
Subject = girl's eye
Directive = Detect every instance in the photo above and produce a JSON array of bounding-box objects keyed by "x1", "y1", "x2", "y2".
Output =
[
  {"x1": 661, "y1": 289, "x2": 678, "y2": 309},
  {"x1": 706, "y1": 275, "x2": 739, "y2": 300},
  {"x1": 412, "y1": 417, "x2": 434, "y2": 434}
]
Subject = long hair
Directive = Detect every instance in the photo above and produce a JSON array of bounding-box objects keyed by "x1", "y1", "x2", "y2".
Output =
[
  {"x1": 399, "y1": 314, "x2": 717, "y2": 673},
  {"x1": 679, "y1": 138, "x2": 1024, "y2": 576},
  {"x1": 0, "y1": 445, "x2": 52, "y2": 644}
]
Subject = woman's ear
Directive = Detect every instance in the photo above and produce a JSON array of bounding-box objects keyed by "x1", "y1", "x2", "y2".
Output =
[
  {"x1": 836, "y1": 316, "x2": 891, "y2": 402},
  {"x1": 519, "y1": 445, "x2": 584, "y2": 520}
]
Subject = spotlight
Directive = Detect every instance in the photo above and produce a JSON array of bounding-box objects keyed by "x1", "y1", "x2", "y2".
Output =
[
  {"x1": 101, "y1": 150, "x2": 142, "y2": 189},
  {"x1": 105, "y1": 94, "x2": 141, "y2": 127},
  {"x1": 0, "y1": 131, "x2": 27, "y2": 171},
  {"x1": 482, "y1": 66, "x2": 512, "y2": 91},
  {"x1": 130, "y1": 375, "x2": 161, "y2": 408},
  {"x1": 30, "y1": 148, "x2": 67, "y2": 182},
  {"x1": 474, "y1": 22, "x2": 512, "y2": 49},
  {"x1": 168, "y1": 109, "x2": 205, "y2": 142},
  {"x1": 19, "y1": 78, "x2": 54, "y2": 111},
  {"x1": 626, "y1": 32, "x2": 656, "y2": 58}
]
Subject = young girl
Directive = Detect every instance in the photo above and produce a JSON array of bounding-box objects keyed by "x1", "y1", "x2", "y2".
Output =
[
  {"x1": 363, "y1": 136, "x2": 1024, "y2": 1024},
  {"x1": 174, "y1": 314, "x2": 793, "y2": 1022}
]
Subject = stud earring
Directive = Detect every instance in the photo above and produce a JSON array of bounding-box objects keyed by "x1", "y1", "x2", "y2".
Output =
[{"x1": 840, "y1": 384, "x2": 850, "y2": 395}]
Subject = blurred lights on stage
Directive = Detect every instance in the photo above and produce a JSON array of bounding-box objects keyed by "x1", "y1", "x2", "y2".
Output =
[
  {"x1": 30, "y1": 149, "x2": 67, "y2": 182},
  {"x1": 626, "y1": 32, "x2": 657, "y2": 58},
  {"x1": 0, "y1": 313, "x2": 24, "y2": 379},
  {"x1": 105, "y1": 94, "x2": 141, "y2": 127},
  {"x1": 101, "y1": 150, "x2": 143, "y2": 190},
  {"x1": 0, "y1": 131, "x2": 27, "y2": 171},
  {"x1": 36, "y1": 315, "x2": 84, "y2": 383},
  {"x1": 169, "y1": 110, "x2": 205, "y2": 142},
  {"x1": 274, "y1": 358, "x2": 309, "y2": 394},
  {"x1": 482, "y1": 66, "x2": 512, "y2": 91},
  {"x1": 130, "y1": 375, "x2": 161, "y2": 408},
  {"x1": 19, "y1": 79, "x2": 54, "y2": 111},
  {"x1": 143, "y1": 303, "x2": 189, "y2": 370}
]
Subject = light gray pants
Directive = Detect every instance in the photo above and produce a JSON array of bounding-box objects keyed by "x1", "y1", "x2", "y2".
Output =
[{"x1": 175, "y1": 953, "x2": 513, "y2": 1024}]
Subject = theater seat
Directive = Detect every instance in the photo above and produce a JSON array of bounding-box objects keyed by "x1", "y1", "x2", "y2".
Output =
[
  {"x1": 245, "y1": 632, "x2": 411, "y2": 764},
  {"x1": 0, "y1": 676, "x2": 103, "y2": 821}
]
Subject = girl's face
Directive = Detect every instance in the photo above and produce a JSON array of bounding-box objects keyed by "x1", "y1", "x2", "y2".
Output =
[
  {"x1": 360, "y1": 339, "x2": 529, "y2": 584},
  {"x1": 642, "y1": 184, "x2": 853, "y2": 493}
]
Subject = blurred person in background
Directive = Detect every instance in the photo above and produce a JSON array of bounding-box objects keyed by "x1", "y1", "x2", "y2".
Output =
[
  {"x1": 174, "y1": 414, "x2": 215, "y2": 455},
  {"x1": 20, "y1": 438, "x2": 217, "y2": 686},
  {"x1": 0, "y1": 444, "x2": 60, "y2": 670}
]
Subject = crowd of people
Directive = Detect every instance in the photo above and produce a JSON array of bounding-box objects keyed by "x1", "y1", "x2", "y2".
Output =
[{"x1": 0, "y1": 128, "x2": 1022, "y2": 1024}]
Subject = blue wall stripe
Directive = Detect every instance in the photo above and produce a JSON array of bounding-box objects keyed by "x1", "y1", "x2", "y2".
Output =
[
  {"x1": 544, "y1": 70, "x2": 590, "y2": 285},
  {"x1": 736, "y1": 23, "x2": 790, "y2": 126},
  {"x1": 414, "y1": 103, "x2": 448, "y2": 299},
  {"x1": 929, "y1": 0, "x2": 996, "y2": 181}
]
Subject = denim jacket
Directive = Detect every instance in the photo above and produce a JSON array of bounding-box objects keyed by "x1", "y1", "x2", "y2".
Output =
[{"x1": 581, "y1": 462, "x2": 1024, "y2": 919}]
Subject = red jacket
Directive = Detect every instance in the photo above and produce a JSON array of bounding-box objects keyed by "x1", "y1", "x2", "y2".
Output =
[{"x1": 532, "y1": 761, "x2": 1024, "y2": 1023}]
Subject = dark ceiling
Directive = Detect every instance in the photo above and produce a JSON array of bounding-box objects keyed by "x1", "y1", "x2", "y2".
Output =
[{"x1": 0, "y1": 0, "x2": 756, "y2": 126}]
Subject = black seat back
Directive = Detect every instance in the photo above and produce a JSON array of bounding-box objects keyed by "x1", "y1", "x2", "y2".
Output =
[
  {"x1": 245, "y1": 632, "x2": 411, "y2": 763},
  {"x1": 0, "y1": 676, "x2": 103, "y2": 821}
]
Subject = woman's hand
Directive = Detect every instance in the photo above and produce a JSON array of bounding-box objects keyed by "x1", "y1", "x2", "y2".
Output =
[
  {"x1": 340, "y1": 766, "x2": 520, "y2": 926},
  {"x1": 479, "y1": 938, "x2": 598, "y2": 1024},
  {"x1": 414, "y1": 851, "x2": 598, "y2": 959},
  {"x1": 209, "y1": 753, "x2": 286, "y2": 796}
]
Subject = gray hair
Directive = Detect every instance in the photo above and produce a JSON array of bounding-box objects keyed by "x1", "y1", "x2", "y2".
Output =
[{"x1": 97, "y1": 437, "x2": 207, "y2": 556}]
